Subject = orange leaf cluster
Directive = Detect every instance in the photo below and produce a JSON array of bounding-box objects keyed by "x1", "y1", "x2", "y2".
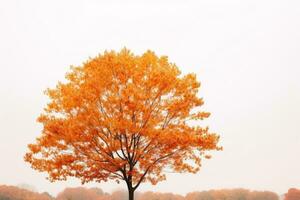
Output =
[{"x1": 25, "y1": 49, "x2": 221, "y2": 191}]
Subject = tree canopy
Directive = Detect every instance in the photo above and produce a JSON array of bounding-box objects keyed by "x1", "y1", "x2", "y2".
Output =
[{"x1": 24, "y1": 49, "x2": 221, "y2": 200}]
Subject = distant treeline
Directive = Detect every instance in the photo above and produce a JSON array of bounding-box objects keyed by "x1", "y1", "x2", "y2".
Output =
[{"x1": 0, "y1": 184, "x2": 298, "y2": 200}]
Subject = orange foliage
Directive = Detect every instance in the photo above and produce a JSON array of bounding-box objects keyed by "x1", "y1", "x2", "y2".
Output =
[
  {"x1": 24, "y1": 49, "x2": 221, "y2": 198},
  {"x1": 284, "y1": 188, "x2": 300, "y2": 200},
  {"x1": 0, "y1": 185, "x2": 53, "y2": 200}
]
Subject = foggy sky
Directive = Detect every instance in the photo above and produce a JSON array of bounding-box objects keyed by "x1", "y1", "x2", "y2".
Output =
[{"x1": 0, "y1": 0, "x2": 299, "y2": 196}]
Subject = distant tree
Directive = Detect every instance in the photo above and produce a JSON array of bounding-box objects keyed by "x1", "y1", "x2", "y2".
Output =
[
  {"x1": 186, "y1": 191, "x2": 214, "y2": 200},
  {"x1": 248, "y1": 191, "x2": 279, "y2": 200},
  {"x1": 25, "y1": 49, "x2": 221, "y2": 200},
  {"x1": 213, "y1": 189, "x2": 228, "y2": 200},
  {"x1": 110, "y1": 190, "x2": 128, "y2": 200},
  {"x1": 16, "y1": 183, "x2": 37, "y2": 192},
  {"x1": 185, "y1": 189, "x2": 278, "y2": 200},
  {"x1": 90, "y1": 187, "x2": 105, "y2": 196},
  {"x1": 227, "y1": 188, "x2": 249, "y2": 200},
  {"x1": 0, "y1": 185, "x2": 52, "y2": 200},
  {"x1": 56, "y1": 187, "x2": 106, "y2": 200},
  {"x1": 284, "y1": 188, "x2": 300, "y2": 200},
  {"x1": 42, "y1": 192, "x2": 55, "y2": 199},
  {"x1": 137, "y1": 191, "x2": 184, "y2": 200}
]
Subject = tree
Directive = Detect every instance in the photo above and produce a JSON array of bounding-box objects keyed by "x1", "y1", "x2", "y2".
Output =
[
  {"x1": 137, "y1": 191, "x2": 184, "y2": 200},
  {"x1": 284, "y1": 188, "x2": 300, "y2": 200},
  {"x1": 227, "y1": 189, "x2": 249, "y2": 200},
  {"x1": 248, "y1": 191, "x2": 279, "y2": 200},
  {"x1": 110, "y1": 190, "x2": 128, "y2": 200},
  {"x1": 186, "y1": 191, "x2": 214, "y2": 200},
  {"x1": 185, "y1": 189, "x2": 278, "y2": 200},
  {"x1": 0, "y1": 185, "x2": 52, "y2": 200},
  {"x1": 56, "y1": 187, "x2": 106, "y2": 200},
  {"x1": 24, "y1": 49, "x2": 221, "y2": 200}
]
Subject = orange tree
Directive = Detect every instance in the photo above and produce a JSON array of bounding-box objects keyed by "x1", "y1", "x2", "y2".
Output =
[
  {"x1": 285, "y1": 188, "x2": 300, "y2": 200},
  {"x1": 25, "y1": 49, "x2": 221, "y2": 200}
]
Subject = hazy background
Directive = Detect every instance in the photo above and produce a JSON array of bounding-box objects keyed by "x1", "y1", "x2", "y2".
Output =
[{"x1": 0, "y1": 0, "x2": 299, "y2": 196}]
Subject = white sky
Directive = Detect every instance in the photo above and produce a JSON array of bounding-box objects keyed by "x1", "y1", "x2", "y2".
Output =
[{"x1": 0, "y1": 0, "x2": 299, "y2": 196}]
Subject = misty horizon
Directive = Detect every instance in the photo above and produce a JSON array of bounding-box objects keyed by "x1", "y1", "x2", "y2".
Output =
[{"x1": 0, "y1": 184, "x2": 285, "y2": 199}]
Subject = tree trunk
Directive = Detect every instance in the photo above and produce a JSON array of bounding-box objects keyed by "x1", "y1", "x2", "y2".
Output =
[
  {"x1": 126, "y1": 177, "x2": 135, "y2": 200},
  {"x1": 128, "y1": 188, "x2": 134, "y2": 200}
]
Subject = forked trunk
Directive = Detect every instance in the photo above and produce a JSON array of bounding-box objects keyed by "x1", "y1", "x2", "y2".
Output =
[{"x1": 126, "y1": 177, "x2": 135, "y2": 200}]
